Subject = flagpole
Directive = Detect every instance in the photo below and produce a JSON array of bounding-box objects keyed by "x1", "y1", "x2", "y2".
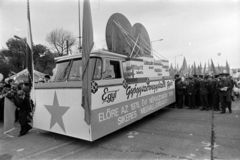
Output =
[{"x1": 78, "y1": 0, "x2": 82, "y2": 53}]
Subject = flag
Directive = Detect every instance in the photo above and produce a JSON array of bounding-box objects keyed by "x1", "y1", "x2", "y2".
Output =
[
  {"x1": 200, "y1": 63, "x2": 202, "y2": 71},
  {"x1": 199, "y1": 63, "x2": 203, "y2": 74},
  {"x1": 4, "y1": 98, "x2": 16, "y2": 136},
  {"x1": 181, "y1": 57, "x2": 188, "y2": 76},
  {"x1": 190, "y1": 65, "x2": 193, "y2": 76},
  {"x1": 187, "y1": 64, "x2": 191, "y2": 76},
  {"x1": 211, "y1": 59, "x2": 218, "y2": 76},
  {"x1": 193, "y1": 62, "x2": 197, "y2": 75},
  {"x1": 169, "y1": 64, "x2": 175, "y2": 77},
  {"x1": 208, "y1": 60, "x2": 212, "y2": 75},
  {"x1": 26, "y1": 0, "x2": 34, "y2": 91},
  {"x1": 82, "y1": 0, "x2": 94, "y2": 125},
  {"x1": 226, "y1": 61, "x2": 230, "y2": 74},
  {"x1": 218, "y1": 63, "x2": 222, "y2": 73},
  {"x1": 203, "y1": 63, "x2": 206, "y2": 75},
  {"x1": 197, "y1": 65, "x2": 200, "y2": 75}
]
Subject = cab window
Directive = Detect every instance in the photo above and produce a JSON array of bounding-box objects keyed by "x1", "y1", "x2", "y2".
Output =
[
  {"x1": 52, "y1": 60, "x2": 71, "y2": 82},
  {"x1": 103, "y1": 59, "x2": 121, "y2": 79},
  {"x1": 68, "y1": 58, "x2": 102, "y2": 81}
]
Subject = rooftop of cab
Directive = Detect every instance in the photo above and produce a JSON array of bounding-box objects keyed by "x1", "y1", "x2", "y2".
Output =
[{"x1": 55, "y1": 49, "x2": 127, "y2": 62}]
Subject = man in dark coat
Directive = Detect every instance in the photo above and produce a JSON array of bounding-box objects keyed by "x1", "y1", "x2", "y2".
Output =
[
  {"x1": 207, "y1": 75, "x2": 216, "y2": 110},
  {"x1": 213, "y1": 75, "x2": 220, "y2": 110},
  {"x1": 194, "y1": 75, "x2": 201, "y2": 109},
  {"x1": 186, "y1": 76, "x2": 196, "y2": 109},
  {"x1": 217, "y1": 73, "x2": 232, "y2": 114},
  {"x1": 176, "y1": 78, "x2": 185, "y2": 109},
  {"x1": 174, "y1": 74, "x2": 181, "y2": 108},
  {"x1": 200, "y1": 75, "x2": 210, "y2": 111},
  {"x1": 14, "y1": 90, "x2": 32, "y2": 136}
]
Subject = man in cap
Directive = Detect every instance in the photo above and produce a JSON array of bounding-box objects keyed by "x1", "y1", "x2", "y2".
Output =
[
  {"x1": 14, "y1": 90, "x2": 32, "y2": 136},
  {"x1": 212, "y1": 75, "x2": 220, "y2": 110},
  {"x1": 194, "y1": 75, "x2": 201, "y2": 109},
  {"x1": 186, "y1": 76, "x2": 196, "y2": 109},
  {"x1": 200, "y1": 75, "x2": 210, "y2": 111},
  {"x1": 176, "y1": 76, "x2": 186, "y2": 109},
  {"x1": 217, "y1": 71, "x2": 232, "y2": 113},
  {"x1": 207, "y1": 75, "x2": 215, "y2": 110},
  {"x1": 226, "y1": 75, "x2": 237, "y2": 112},
  {"x1": 174, "y1": 74, "x2": 181, "y2": 108}
]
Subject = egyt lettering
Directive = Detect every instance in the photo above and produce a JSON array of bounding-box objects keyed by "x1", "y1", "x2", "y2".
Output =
[
  {"x1": 125, "y1": 80, "x2": 166, "y2": 99},
  {"x1": 102, "y1": 88, "x2": 119, "y2": 103}
]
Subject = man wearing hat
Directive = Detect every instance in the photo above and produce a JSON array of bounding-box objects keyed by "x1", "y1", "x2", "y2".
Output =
[
  {"x1": 227, "y1": 75, "x2": 237, "y2": 111},
  {"x1": 174, "y1": 74, "x2": 181, "y2": 108},
  {"x1": 207, "y1": 75, "x2": 215, "y2": 110},
  {"x1": 194, "y1": 75, "x2": 201, "y2": 109},
  {"x1": 217, "y1": 70, "x2": 232, "y2": 113},
  {"x1": 213, "y1": 75, "x2": 221, "y2": 110},
  {"x1": 186, "y1": 76, "x2": 196, "y2": 109},
  {"x1": 14, "y1": 90, "x2": 32, "y2": 136},
  {"x1": 176, "y1": 77, "x2": 186, "y2": 109},
  {"x1": 200, "y1": 75, "x2": 210, "y2": 111}
]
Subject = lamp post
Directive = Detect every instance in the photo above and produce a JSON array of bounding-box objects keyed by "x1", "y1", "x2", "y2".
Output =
[
  {"x1": 151, "y1": 39, "x2": 163, "y2": 56},
  {"x1": 14, "y1": 35, "x2": 23, "y2": 40},
  {"x1": 174, "y1": 54, "x2": 182, "y2": 70}
]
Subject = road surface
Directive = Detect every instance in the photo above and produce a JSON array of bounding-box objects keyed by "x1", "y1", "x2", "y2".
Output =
[{"x1": 1, "y1": 98, "x2": 240, "y2": 160}]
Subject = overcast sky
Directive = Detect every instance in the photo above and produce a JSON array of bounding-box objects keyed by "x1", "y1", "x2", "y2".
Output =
[{"x1": 0, "y1": 0, "x2": 240, "y2": 68}]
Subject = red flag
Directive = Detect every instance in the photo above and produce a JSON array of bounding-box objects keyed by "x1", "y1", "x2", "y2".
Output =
[
  {"x1": 26, "y1": 0, "x2": 34, "y2": 90},
  {"x1": 193, "y1": 62, "x2": 197, "y2": 75},
  {"x1": 190, "y1": 65, "x2": 193, "y2": 76},
  {"x1": 208, "y1": 60, "x2": 212, "y2": 74},
  {"x1": 181, "y1": 57, "x2": 188, "y2": 76},
  {"x1": 218, "y1": 63, "x2": 222, "y2": 73},
  {"x1": 203, "y1": 63, "x2": 206, "y2": 75},
  {"x1": 169, "y1": 64, "x2": 175, "y2": 77},
  {"x1": 82, "y1": 0, "x2": 94, "y2": 125},
  {"x1": 211, "y1": 59, "x2": 218, "y2": 76},
  {"x1": 199, "y1": 63, "x2": 203, "y2": 75},
  {"x1": 226, "y1": 60, "x2": 230, "y2": 74}
]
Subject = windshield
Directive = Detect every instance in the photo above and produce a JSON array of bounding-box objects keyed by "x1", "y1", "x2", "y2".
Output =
[
  {"x1": 52, "y1": 61, "x2": 71, "y2": 81},
  {"x1": 52, "y1": 58, "x2": 102, "y2": 82}
]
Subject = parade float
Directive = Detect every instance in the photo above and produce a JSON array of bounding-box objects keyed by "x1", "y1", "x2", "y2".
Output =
[{"x1": 33, "y1": 1, "x2": 175, "y2": 141}]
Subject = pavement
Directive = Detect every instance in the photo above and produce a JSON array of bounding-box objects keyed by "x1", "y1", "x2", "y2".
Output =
[{"x1": 0, "y1": 98, "x2": 240, "y2": 160}]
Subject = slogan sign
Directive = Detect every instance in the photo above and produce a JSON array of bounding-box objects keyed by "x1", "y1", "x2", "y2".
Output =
[{"x1": 91, "y1": 88, "x2": 175, "y2": 140}]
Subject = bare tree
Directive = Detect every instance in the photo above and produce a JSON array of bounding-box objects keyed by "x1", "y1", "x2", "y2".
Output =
[{"x1": 46, "y1": 28, "x2": 76, "y2": 56}]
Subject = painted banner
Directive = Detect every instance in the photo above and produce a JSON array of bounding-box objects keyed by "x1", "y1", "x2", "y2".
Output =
[{"x1": 91, "y1": 78, "x2": 175, "y2": 140}]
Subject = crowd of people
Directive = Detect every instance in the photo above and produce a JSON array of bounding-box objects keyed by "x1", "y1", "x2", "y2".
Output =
[
  {"x1": 0, "y1": 74, "x2": 50, "y2": 137},
  {"x1": 0, "y1": 78, "x2": 33, "y2": 136},
  {"x1": 173, "y1": 72, "x2": 239, "y2": 114}
]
